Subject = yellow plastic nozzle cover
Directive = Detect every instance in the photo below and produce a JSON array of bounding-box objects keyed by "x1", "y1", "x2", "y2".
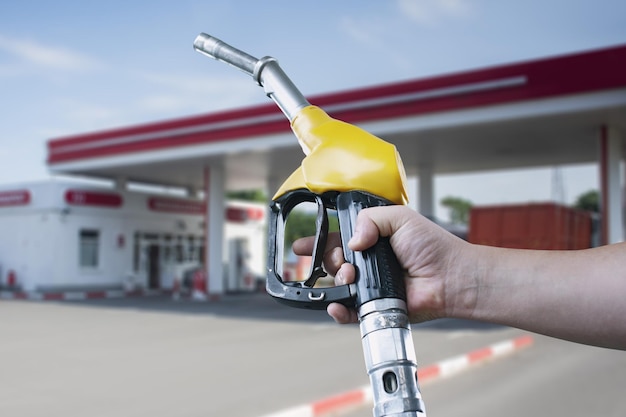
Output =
[{"x1": 273, "y1": 106, "x2": 408, "y2": 205}]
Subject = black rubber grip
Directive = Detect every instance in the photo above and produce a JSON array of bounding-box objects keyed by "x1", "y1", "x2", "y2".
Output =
[{"x1": 336, "y1": 191, "x2": 406, "y2": 307}]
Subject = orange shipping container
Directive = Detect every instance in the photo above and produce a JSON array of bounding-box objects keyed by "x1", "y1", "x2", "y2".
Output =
[{"x1": 468, "y1": 203, "x2": 592, "y2": 250}]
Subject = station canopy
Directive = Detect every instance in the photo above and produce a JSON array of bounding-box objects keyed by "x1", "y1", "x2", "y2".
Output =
[{"x1": 48, "y1": 44, "x2": 626, "y2": 194}]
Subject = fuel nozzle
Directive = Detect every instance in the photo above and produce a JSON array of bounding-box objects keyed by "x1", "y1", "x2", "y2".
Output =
[
  {"x1": 195, "y1": 32, "x2": 423, "y2": 417},
  {"x1": 194, "y1": 32, "x2": 408, "y2": 205}
]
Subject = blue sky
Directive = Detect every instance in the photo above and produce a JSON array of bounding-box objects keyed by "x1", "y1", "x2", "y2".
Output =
[{"x1": 1, "y1": 0, "x2": 624, "y2": 218}]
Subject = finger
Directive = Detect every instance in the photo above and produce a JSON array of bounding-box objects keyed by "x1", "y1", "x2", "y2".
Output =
[
  {"x1": 348, "y1": 206, "x2": 413, "y2": 251},
  {"x1": 292, "y1": 232, "x2": 343, "y2": 256},
  {"x1": 327, "y1": 303, "x2": 358, "y2": 324},
  {"x1": 334, "y1": 262, "x2": 356, "y2": 286},
  {"x1": 292, "y1": 235, "x2": 315, "y2": 256},
  {"x1": 347, "y1": 208, "x2": 383, "y2": 251},
  {"x1": 323, "y1": 246, "x2": 345, "y2": 276}
]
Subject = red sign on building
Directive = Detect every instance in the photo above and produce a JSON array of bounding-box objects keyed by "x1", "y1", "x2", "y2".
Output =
[
  {"x1": 226, "y1": 207, "x2": 265, "y2": 222},
  {"x1": 65, "y1": 190, "x2": 123, "y2": 208},
  {"x1": 147, "y1": 197, "x2": 206, "y2": 214},
  {"x1": 0, "y1": 190, "x2": 31, "y2": 207}
]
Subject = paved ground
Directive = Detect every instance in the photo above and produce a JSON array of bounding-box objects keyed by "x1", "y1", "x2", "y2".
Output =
[
  {"x1": 0, "y1": 293, "x2": 525, "y2": 417},
  {"x1": 344, "y1": 332, "x2": 626, "y2": 417}
]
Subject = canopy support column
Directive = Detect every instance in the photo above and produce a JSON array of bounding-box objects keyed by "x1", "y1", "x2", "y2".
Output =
[
  {"x1": 204, "y1": 165, "x2": 225, "y2": 297},
  {"x1": 418, "y1": 166, "x2": 435, "y2": 218},
  {"x1": 599, "y1": 125, "x2": 624, "y2": 244}
]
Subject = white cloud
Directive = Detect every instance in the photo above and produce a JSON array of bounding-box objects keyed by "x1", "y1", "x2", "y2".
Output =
[
  {"x1": 138, "y1": 71, "x2": 209, "y2": 92},
  {"x1": 0, "y1": 34, "x2": 102, "y2": 72},
  {"x1": 337, "y1": 15, "x2": 416, "y2": 73},
  {"x1": 138, "y1": 71, "x2": 255, "y2": 97},
  {"x1": 0, "y1": 63, "x2": 22, "y2": 77},
  {"x1": 65, "y1": 102, "x2": 118, "y2": 126},
  {"x1": 40, "y1": 98, "x2": 123, "y2": 136},
  {"x1": 339, "y1": 16, "x2": 382, "y2": 46},
  {"x1": 439, "y1": 0, "x2": 472, "y2": 15},
  {"x1": 137, "y1": 95, "x2": 188, "y2": 113},
  {"x1": 134, "y1": 71, "x2": 264, "y2": 114},
  {"x1": 397, "y1": 0, "x2": 472, "y2": 25}
]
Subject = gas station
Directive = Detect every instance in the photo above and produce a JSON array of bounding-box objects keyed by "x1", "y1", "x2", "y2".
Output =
[{"x1": 47, "y1": 43, "x2": 626, "y2": 297}]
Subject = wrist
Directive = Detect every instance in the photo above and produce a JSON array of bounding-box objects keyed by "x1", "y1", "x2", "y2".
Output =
[{"x1": 444, "y1": 241, "x2": 486, "y2": 320}]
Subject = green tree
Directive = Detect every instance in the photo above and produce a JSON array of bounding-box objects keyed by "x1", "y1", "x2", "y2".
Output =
[
  {"x1": 573, "y1": 189, "x2": 600, "y2": 212},
  {"x1": 440, "y1": 196, "x2": 473, "y2": 225},
  {"x1": 226, "y1": 189, "x2": 267, "y2": 202},
  {"x1": 225, "y1": 190, "x2": 342, "y2": 250},
  {"x1": 284, "y1": 210, "x2": 339, "y2": 250}
]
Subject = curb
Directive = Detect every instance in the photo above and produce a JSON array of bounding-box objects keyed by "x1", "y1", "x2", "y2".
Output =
[
  {"x1": 0, "y1": 288, "x2": 168, "y2": 301},
  {"x1": 259, "y1": 334, "x2": 534, "y2": 417}
]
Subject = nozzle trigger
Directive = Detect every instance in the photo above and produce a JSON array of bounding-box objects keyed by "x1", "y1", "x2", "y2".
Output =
[{"x1": 302, "y1": 196, "x2": 328, "y2": 287}]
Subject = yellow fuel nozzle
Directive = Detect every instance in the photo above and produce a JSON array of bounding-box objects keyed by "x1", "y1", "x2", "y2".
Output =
[
  {"x1": 274, "y1": 105, "x2": 409, "y2": 205},
  {"x1": 193, "y1": 33, "x2": 408, "y2": 206}
]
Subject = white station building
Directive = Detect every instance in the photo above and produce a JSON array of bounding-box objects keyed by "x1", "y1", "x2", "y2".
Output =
[
  {"x1": 2, "y1": 43, "x2": 625, "y2": 297},
  {"x1": 0, "y1": 181, "x2": 265, "y2": 295}
]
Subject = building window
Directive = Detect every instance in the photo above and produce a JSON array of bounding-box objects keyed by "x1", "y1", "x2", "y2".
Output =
[{"x1": 79, "y1": 229, "x2": 100, "y2": 268}]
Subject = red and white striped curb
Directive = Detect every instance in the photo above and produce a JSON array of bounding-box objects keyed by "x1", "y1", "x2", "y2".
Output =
[
  {"x1": 0, "y1": 288, "x2": 167, "y2": 301},
  {"x1": 259, "y1": 334, "x2": 534, "y2": 417}
]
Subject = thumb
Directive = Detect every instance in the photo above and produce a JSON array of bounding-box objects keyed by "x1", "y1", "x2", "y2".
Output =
[{"x1": 348, "y1": 206, "x2": 403, "y2": 251}]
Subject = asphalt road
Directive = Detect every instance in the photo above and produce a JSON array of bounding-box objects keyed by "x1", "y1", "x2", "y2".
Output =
[
  {"x1": 2, "y1": 293, "x2": 622, "y2": 417},
  {"x1": 344, "y1": 332, "x2": 626, "y2": 417}
]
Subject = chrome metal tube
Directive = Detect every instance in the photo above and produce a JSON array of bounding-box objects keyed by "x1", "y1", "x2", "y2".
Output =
[
  {"x1": 194, "y1": 33, "x2": 310, "y2": 121},
  {"x1": 359, "y1": 299, "x2": 426, "y2": 416}
]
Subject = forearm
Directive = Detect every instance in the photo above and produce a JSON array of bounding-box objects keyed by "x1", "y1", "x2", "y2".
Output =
[{"x1": 458, "y1": 242, "x2": 626, "y2": 350}]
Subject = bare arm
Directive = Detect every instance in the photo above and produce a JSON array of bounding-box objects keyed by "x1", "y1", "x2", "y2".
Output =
[
  {"x1": 464, "y1": 242, "x2": 626, "y2": 349},
  {"x1": 295, "y1": 205, "x2": 626, "y2": 350}
]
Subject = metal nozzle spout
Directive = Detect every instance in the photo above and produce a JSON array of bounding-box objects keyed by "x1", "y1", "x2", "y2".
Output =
[
  {"x1": 193, "y1": 33, "x2": 259, "y2": 77},
  {"x1": 194, "y1": 32, "x2": 310, "y2": 121}
]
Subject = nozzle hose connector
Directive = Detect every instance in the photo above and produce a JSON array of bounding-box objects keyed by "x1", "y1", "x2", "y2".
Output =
[
  {"x1": 359, "y1": 299, "x2": 426, "y2": 416},
  {"x1": 194, "y1": 33, "x2": 310, "y2": 121}
]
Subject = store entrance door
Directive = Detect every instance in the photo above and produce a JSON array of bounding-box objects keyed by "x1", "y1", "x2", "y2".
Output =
[{"x1": 148, "y1": 244, "x2": 160, "y2": 289}]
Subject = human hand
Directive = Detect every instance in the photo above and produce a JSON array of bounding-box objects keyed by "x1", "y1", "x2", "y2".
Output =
[{"x1": 292, "y1": 205, "x2": 472, "y2": 324}]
